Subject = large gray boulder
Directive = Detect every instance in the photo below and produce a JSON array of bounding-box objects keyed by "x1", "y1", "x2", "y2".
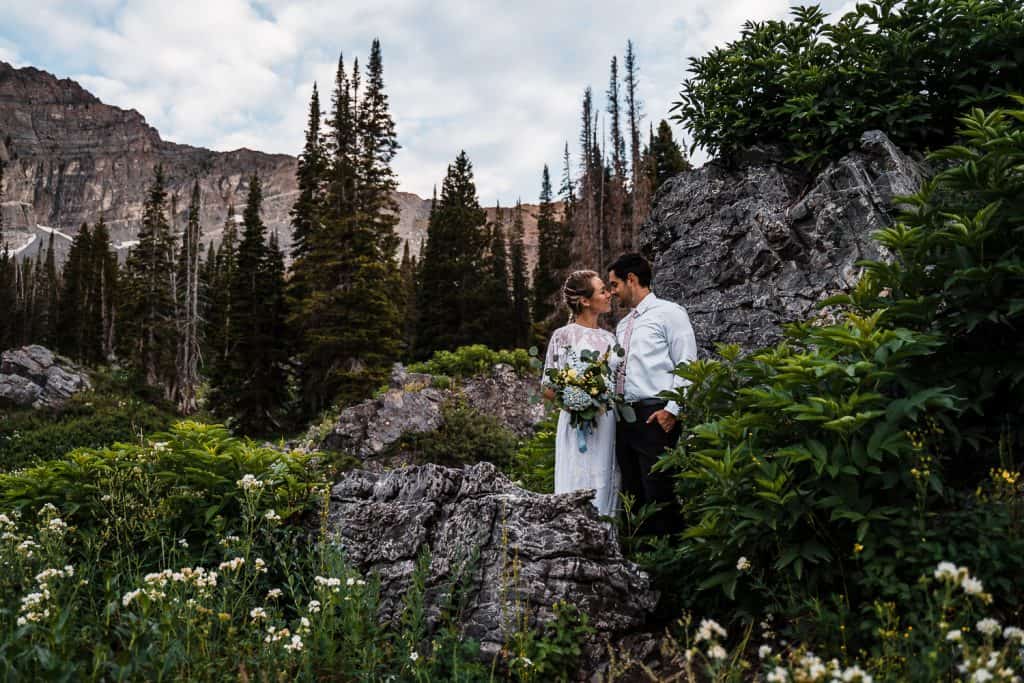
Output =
[
  {"x1": 326, "y1": 462, "x2": 657, "y2": 657},
  {"x1": 642, "y1": 130, "x2": 927, "y2": 354},
  {"x1": 315, "y1": 363, "x2": 545, "y2": 458},
  {"x1": 0, "y1": 345, "x2": 91, "y2": 409}
]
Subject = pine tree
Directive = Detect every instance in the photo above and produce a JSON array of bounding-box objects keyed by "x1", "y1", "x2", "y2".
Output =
[
  {"x1": 212, "y1": 176, "x2": 289, "y2": 432},
  {"x1": 291, "y1": 43, "x2": 405, "y2": 411},
  {"x1": 0, "y1": 244, "x2": 15, "y2": 350},
  {"x1": 90, "y1": 217, "x2": 118, "y2": 362},
  {"x1": 399, "y1": 240, "x2": 418, "y2": 353},
  {"x1": 57, "y1": 223, "x2": 92, "y2": 359},
  {"x1": 509, "y1": 201, "x2": 531, "y2": 348},
  {"x1": 173, "y1": 182, "x2": 203, "y2": 414},
  {"x1": 624, "y1": 40, "x2": 653, "y2": 238},
  {"x1": 606, "y1": 56, "x2": 628, "y2": 253},
  {"x1": 472, "y1": 203, "x2": 514, "y2": 349},
  {"x1": 30, "y1": 230, "x2": 59, "y2": 346},
  {"x1": 650, "y1": 119, "x2": 691, "y2": 189},
  {"x1": 533, "y1": 165, "x2": 561, "y2": 323},
  {"x1": 290, "y1": 83, "x2": 325, "y2": 263},
  {"x1": 414, "y1": 151, "x2": 488, "y2": 358},
  {"x1": 122, "y1": 166, "x2": 177, "y2": 392}
]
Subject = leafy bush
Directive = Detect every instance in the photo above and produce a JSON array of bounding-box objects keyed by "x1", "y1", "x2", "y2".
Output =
[
  {"x1": 672, "y1": 0, "x2": 1024, "y2": 167},
  {"x1": 655, "y1": 100, "x2": 1024, "y2": 655},
  {"x1": 393, "y1": 399, "x2": 520, "y2": 470},
  {"x1": 407, "y1": 344, "x2": 536, "y2": 379},
  {"x1": 0, "y1": 370, "x2": 176, "y2": 472}
]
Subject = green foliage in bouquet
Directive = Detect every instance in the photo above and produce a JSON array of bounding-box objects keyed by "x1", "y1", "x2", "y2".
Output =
[
  {"x1": 407, "y1": 344, "x2": 536, "y2": 379},
  {"x1": 672, "y1": 0, "x2": 1024, "y2": 168},
  {"x1": 543, "y1": 347, "x2": 624, "y2": 430},
  {"x1": 655, "y1": 100, "x2": 1024, "y2": 654}
]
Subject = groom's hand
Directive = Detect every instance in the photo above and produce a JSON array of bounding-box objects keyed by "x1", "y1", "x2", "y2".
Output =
[{"x1": 646, "y1": 409, "x2": 677, "y2": 433}]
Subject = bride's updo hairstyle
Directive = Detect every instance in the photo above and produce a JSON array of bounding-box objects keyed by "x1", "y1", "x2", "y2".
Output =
[{"x1": 563, "y1": 269, "x2": 598, "y2": 322}]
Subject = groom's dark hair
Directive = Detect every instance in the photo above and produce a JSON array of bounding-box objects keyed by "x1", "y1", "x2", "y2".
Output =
[{"x1": 607, "y1": 253, "x2": 652, "y2": 287}]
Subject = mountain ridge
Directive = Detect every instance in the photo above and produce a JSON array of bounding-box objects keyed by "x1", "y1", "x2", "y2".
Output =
[{"x1": 0, "y1": 61, "x2": 544, "y2": 269}]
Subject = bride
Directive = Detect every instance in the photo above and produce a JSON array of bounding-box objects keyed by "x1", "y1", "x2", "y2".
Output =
[{"x1": 542, "y1": 270, "x2": 620, "y2": 516}]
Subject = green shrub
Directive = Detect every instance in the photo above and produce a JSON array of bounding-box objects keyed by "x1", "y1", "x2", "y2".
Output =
[
  {"x1": 672, "y1": 0, "x2": 1024, "y2": 168},
  {"x1": 0, "y1": 374, "x2": 176, "y2": 472},
  {"x1": 508, "y1": 410, "x2": 557, "y2": 493},
  {"x1": 655, "y1": 101, "x2": 1024, "y2": 655},
  {"x1": 394, "y1": 399, "x2": 519, "y2": 469},
  {"x1": 407, "y1": 344, "x2": 535, "y2": 379}
]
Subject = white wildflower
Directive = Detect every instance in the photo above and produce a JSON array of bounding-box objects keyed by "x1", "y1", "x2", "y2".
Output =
[
  {"x1": 694, "y1": 618, "x2": 728, "y2": 643},
  {"x1": 946, "y1": 629, "x2": 963, "y2": 641},
  {"x1": 977, "y1": 618, "x2": 1001, "y2": 637},
  {"x1": 267, "y1": 588, "x2": 283, "y2": 600},
  {"x1": 962, "y1": 576, "x2": 985, "y2": 596},
  {"x1": 177, "y1": 538, "x2": 189, "y2": 548},
  {"x1": 935, "y1": 562, "x2": 960, "y2": 581},
  {"x1": 409, "y1": 651, "x2": 419, "y2": 662},
  {"x1": 122, "y1": 589, "x2": 143, "y2": 607},
  {"x1": 1003, "y1": 626, "x2": 1024, "y2": 642},
  {"x1": 307, "y1": 600, "x2": 322, "y2": 613},
  {"x1": 284, "y1": 634, "x2": 304, "y2": 652},
  {"x1": 237, "y1": 474, "x2": 264, "y2": 491},
  {"x1": 346, "y1": 577, "x2": 356, "y2": 587},
  {"x1": 766, "y1": 667, "x2": 789, "y2": 683},
  {"x1": 254, "y1": 557, "x2": 267, "y2": 574},
  {"x1": 972, "y1": 670, "x2": 993, "y2": 683},
  {"x1": 707, "y1": 644, "x2": 728, "y2": 660},
  {"x1": 759, "y1": 644, "x2": 773, "y2": 659},
  {"x1": 264, "y1": 510, "x2": 281, "y2": 523},
  {"x1": 250, "y1": 607, "x2": 267, "y2": 620},
  {"x1": 218, "y1": 557, "x2": 245, "y2": 572},
  {"x1": 736, "y1": 556, "x2": 752, "y2": 571}
]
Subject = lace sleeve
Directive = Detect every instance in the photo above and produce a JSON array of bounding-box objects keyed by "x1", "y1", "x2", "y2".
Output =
[{"x1": 542, "y1": 327, "x2": 565, "y2": 385}]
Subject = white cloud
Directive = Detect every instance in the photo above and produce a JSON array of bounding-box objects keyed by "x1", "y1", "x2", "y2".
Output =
[{"x1": 1, "y1": 0, "x2": 852, "y2": 203}]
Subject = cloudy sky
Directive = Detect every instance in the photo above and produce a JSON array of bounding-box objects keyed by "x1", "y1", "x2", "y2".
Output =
[{"x1": 0, "y1": 0, "x2": 851, "y2": 204}]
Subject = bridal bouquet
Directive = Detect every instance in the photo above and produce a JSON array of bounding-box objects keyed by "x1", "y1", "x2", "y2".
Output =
[{"x1": 543, "y1": 345, "x2": 631, "y2": 452}]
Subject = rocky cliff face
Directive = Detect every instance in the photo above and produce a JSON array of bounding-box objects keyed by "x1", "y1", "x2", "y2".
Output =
[
  {"x1": 0, "y1": 62, "x2": 543, "y2": 268},
  {"x1": 640, "y1": 131, "x2": 928, "y2": 354}
]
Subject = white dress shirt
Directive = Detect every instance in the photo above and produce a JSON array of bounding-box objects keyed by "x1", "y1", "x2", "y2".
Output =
[{"x1": 616, "y1": 292, "x2": 697, "y2": 416}]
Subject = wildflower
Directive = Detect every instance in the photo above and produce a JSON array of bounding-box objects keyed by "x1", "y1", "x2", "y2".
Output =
[
  {"x1": 946, "y1": 629, "x2": 963, "y2": 642},
  {"x1": 285, "y1": 634, "x2": 304, "y2": 652},
  {"x1": 1003, "y1": 626, "x2": 1024, "y2": 643},
  {"x1": 219, "y1": 535, "x2": 240, "y2": 547},
  {"x1": 218, "y1": 557, "x2": 245, "y2": 572},
  {"x1": 736, "y1": 556, "x2": 751, "y2": 571},
  {"x1": 45, "y1": 517, "x2": 68, "y2": 535},
  {"x1": 853, "y1": 543, "x2": 864, "y2": 554},
  {"x1": 346, "y1": 577, "x2": 356, "y2": 587},
  {"x1": 237, "y1": 474, "x2": 264, "y2": 491},
  {"x1": 152, "y1": 441, "x2": 169, "y2": 452},
  {"x1": 707, "y1": 644, "x2": 728, "y2": 660},
  {"x1": 264, "y1": 510, "x2": 281, "y2": 523},
  {"x1": 934, "y1": 562, "x2": 960, "y2": 582},
  {"x1": 299, "y1": 616, "x2": 311, "y2": 632},
  {"x1": 840, "y1": 665, "x2": 873, "y2": 682},
  {"x1": 250, "y1": 607, "x2": 268, "y2": 620},
  {"x1": 409, "y1": 651, "x2": 420, "y2": 663},
  {"x1": 759, "y1": 644, "x2": 773, "y2": 659},
  {"x1": 977, "y1": 618, "x2": 1001, "y2": 637},
  {"x1": 971, "y1": 670, "x2": 993, "y2": 683},
  {"x1": 307, "y1": 600, "x2": 322, "y2": 613},
  {"x1": 254, "y1": 558, "x2": 267, "y2": 574},
  {"x1": 694, "y1": 618, "x2": 728, "y2": 643},
  {"x1": 518, "y1": 656, "x2": 533, "y2": 668},
  {"x1": 178, "y1": 538, "x2": 189, "y2": 548},
  {"x1": 962, "y1": 576, "x2": 985, "y2": 596},
  {"x1": 122, "y1": 589, "x2": 143, "y2": 607},
  {"x1": 766, "y1": 667, "x2": 788, "y2": 683},
  {"x1": 314, "y1": 576, "x2": 342, "y2": 593},
  {"x1": 267, "y1": 588, "x2": 283, "y2": 600}
]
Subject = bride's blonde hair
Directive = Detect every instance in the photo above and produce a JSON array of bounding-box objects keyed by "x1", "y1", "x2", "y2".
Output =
[{"x1": 562, "y1": 270, "x2": 598, "y2": 322}]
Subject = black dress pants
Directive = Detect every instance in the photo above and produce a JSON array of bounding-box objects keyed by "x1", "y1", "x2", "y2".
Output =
[{"x1": 615, "y1": 400, "x2": 681, "y2": 536}]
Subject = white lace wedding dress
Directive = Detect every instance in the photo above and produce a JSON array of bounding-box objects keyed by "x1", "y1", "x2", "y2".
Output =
[{"x1": 543, "y1": 323, "x2": 620, "y2": 516}]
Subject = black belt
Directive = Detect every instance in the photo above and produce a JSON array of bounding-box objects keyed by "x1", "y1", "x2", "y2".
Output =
[{"x1": 627, "y1": 398, "x2": 667, "y2": 409}]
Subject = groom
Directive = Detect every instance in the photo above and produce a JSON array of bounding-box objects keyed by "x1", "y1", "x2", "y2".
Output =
[{"x1": 607, "y1": 253, "x2": 697, "y2": 536}]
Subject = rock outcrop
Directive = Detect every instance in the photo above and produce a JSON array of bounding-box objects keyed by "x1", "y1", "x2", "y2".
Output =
[
  {"x1": 327, "y1": 462, "x2": 657, "y2": 657},
  {"x1": 0, "y1": 62, "x2": 548, "y2": 268},
  {"x1": 641, "y1": 131, "x2": 928, "y2": 354},
  {"x1": 315, "y1": 363, "x2": 545, "y2": 459},
  {"x1": 0, "y1": 345, "x2": 91, "y2": 409}
]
